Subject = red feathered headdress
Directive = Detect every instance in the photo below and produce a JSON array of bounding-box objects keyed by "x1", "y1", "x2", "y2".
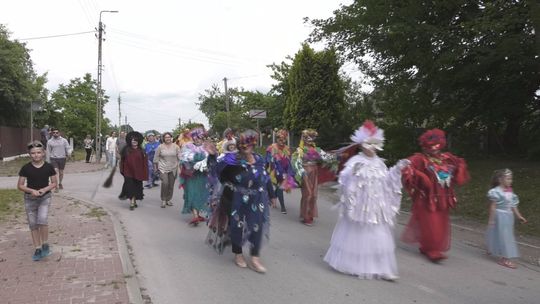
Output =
[{"x1": 418, "y1": 129, "x2": 446, "y2": 151}]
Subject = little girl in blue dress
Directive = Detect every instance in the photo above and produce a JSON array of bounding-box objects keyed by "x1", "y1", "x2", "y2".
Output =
[{"x1": 486, "y1": 169, "x2": 527, "y2": 269}]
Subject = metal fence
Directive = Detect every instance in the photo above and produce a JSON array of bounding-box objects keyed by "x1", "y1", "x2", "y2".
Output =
[{"x1": 0, "y1": 126, "x2": 40, "y2": 160}]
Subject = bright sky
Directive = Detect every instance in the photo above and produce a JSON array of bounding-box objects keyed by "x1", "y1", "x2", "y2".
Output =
[{"x1": 1, "y1": 0, "x2": 353, "y2": 133}]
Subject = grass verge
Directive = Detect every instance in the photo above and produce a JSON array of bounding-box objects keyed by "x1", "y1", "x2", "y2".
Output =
[
  {"x1": 402, "y1": 159, "x2": 540, "y2": 237},
  {"x1": 0, "y1": 189, "x2": 24, "y2": 223}
]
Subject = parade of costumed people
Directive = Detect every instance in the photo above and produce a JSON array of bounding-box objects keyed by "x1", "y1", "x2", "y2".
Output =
[
  {"x1": 175, "y1": 128, "x2": 192, "y2": 149},
  {"x1": 144, "y1": 133, "x2": 161, "y2": 188},
  {"x1": 217, "y1": 128, "x2": 235, "y2": 154},
  {"x1": 205, "y1": 132, "x2": 238, "y2": 254},
  {"x1": 214, "y1": 129, "x2": 277, "y2": 273},
  {"x1": 401, "y1": 129, "x2": 470, "y2": 262},
  {"x1": 292, "y1": 129, "x2": 336, "y2": 226},
  {"x1": 118, "y1": 131, "x2": 148, "y2": 211},
  {"x1": 265, "y1": 129, "x2": 297, "y2": 214},
  {"x1": 324, "y1": 120, "x2": 410, "y2": 281},
  {"x1": 180, "y1": 127, "x2": 211, "y2": 225},
  {"x1": 486, "y1": 169, "x2": 527, "y2": 269}
]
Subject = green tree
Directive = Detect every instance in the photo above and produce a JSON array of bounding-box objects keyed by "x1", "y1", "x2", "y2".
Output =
[
  {"x1": 309, "y1": 0, "x2": 540, "y2": 155},
  {"x1": 0, "y1": 25, "x2": 47, "y2": 127},
  {"x1": 285, "y1": 44, "x2": 347, "y2": 147},
  {"x1": 49, "y1": 73, "x2": 108, "y2": 144},
  {"x1": 197, "y1": 85, "x2": 281, "y2": 137}
]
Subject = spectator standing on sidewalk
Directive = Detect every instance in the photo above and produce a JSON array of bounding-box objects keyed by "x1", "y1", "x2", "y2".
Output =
[
  {"x1": 17, "y1": 141, "x2": 58, "y2": 261},
  {"x1": 145, "y1": 133, "x2": 160, "y2": 188},
  {"x1": 106, "y1": 131, "x2": 118, "y2": 168},
  {"x1": 153, "y1": 132, "x2": 181, "y2": 208},
  {"x1": 46, "y1": 128, "x2": 70, "y2": 192},
  {"x1": 83, "y1": 134, "x2": 94, "y2": 163}
]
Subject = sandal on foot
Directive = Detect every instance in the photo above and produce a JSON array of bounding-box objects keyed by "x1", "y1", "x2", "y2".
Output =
[{"x1": 498, "y1": 259, "x2": 517, "y2": 269}]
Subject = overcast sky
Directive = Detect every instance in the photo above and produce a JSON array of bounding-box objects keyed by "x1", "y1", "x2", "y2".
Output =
[{"x1": 1, "y1": 0, "x2": 356, "y2": 133}]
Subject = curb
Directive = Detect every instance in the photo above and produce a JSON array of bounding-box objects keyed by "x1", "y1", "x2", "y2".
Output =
[{"x1": 59, "y1": 193, "x2": 144, "y2": 304}]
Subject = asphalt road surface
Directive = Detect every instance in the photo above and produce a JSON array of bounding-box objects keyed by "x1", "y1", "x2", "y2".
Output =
[{"x1": 2, "y1": 169, "x2": 539, "y2": 304}]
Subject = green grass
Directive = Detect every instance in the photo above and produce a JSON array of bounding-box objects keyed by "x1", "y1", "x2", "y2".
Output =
[
  {"x1": 455, "y1": 159, "x2": 540, "y2": 236},
  {"x1": 402, "y1": 159, "x2": 540, "y2": 237},
  {"x1": 0, "y1": 189, "x2": 24, "y2": 222},
  {"x1": 0, "y1": 157, "x2": 30, "y2": 176},
  {"x1": 70, "y1": 149, "x2": 86, "y2": 161}
]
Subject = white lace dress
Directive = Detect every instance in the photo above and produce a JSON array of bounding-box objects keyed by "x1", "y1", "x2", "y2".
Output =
[{"x1": 324, "y1": 153, "x2": 407, "y2": 279}]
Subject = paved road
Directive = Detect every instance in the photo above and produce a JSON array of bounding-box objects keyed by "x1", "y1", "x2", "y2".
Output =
[{"x1": 2, "y1": 170, "x2": 539, "y2": 304}]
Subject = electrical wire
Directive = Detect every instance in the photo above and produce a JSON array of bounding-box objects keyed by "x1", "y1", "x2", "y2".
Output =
[{"x1": 18, "y1": 31, "x2": 95, "y2": 41}]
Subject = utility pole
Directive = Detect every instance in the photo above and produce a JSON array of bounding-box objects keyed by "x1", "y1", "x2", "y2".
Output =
[
  {"x1": 125, "y1": 115, "x2": 128, "y2": 131},
  {"x1": 118, "y1": 91, "x2": 125, "y2": 133},
  {"x1": 118, "y1": 94, "x2": 121, "y2": 133},
  {"x1": 95, "y1": 10, "x2": 118, "y2": 163},
  {"x1": 223, "y1": 77, "x2": 230, "y2": 128},
  {"x1": 30, "y1": 102, "x2": 33, "y2": 142}
]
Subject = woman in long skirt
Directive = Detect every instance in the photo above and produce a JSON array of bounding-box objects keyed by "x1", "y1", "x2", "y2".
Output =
[
  {"x1": 119, "y1": 131, "x2": 148, "y2": 210},
  {"x1": 324, "y1": 120, "x2": 409, "y2": 281},
  {"x1": 180, "y1": 127, "x2": 210, "y2": 225}
]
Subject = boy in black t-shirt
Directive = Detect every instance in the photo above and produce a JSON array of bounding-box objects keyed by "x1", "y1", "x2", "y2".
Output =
[{"x1": 17, "y1": 141, "x2": 58, "y2": 261}]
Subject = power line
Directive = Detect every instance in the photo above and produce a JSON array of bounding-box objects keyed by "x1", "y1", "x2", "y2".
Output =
[{"x1": 18, "y1": 31, "x2": 95, "y2": 41}]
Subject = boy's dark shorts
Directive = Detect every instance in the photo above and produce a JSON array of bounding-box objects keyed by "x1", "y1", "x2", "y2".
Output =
[{"x1": 50, "y1": 157, "x2": 66, "y2": 170}]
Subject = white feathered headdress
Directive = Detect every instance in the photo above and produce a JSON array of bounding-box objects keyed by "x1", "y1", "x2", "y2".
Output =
[{"x1": 350, "y1": 120, "x2": 385, "y2": 151}]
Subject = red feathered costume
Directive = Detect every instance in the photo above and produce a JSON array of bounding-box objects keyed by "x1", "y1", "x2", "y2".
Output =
[{"x1": 401, "y1": 129, "x2": 469, "y2": 261}]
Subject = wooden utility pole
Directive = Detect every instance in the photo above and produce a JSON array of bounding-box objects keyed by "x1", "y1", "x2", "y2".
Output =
[{"x1": 223, "y1": 77, "x2": 230, "y2": 128}]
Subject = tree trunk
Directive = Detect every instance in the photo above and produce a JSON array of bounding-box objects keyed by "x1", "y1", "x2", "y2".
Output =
[{"x1": 502, "y1": 117, "x2": 522, "y2": 154}]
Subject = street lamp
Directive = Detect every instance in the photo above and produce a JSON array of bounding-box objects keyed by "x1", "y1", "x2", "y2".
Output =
[{"x1": 95, "y1": 10, "x2": 118, "y2": 163}]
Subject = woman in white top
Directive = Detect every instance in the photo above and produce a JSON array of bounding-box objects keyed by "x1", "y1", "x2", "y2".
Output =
[
  {"x1": 153, "y1": 132, "x2": 181, "y2": 208},
  {"x1": 106, "y1": 131, "x2": 118, "y2": 168}
]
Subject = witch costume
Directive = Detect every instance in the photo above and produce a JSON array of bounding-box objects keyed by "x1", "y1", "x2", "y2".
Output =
[{"x1": 119, "y1": 131, "x2": 148, "y2": 210}]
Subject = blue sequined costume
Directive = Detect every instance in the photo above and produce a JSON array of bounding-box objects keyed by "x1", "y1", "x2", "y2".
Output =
[{"x1": 217, "y1": 152, "x2": 276, "y2": 255}]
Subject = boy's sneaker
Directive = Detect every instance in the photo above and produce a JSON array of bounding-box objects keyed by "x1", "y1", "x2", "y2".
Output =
[
  {"x1": 41, "y1": 244, "x2": 51, "y2": 258},
  {"x1": 32, "y1": 249, "x2": 42, "y2": 261}
]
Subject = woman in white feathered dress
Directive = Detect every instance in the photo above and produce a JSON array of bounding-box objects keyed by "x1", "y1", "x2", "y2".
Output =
[{"x1": 324, "y1": 120, "x2": 409, "y2": 281}]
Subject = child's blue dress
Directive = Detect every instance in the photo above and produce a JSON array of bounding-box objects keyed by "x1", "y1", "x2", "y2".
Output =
[{"x1": 485, "y1": 187, "x2": 520, "y2": 258}]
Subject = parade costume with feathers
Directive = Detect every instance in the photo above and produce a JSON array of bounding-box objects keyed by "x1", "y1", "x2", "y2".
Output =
[
  {"x1": 401, "y1": 129, "x2": 469, "y2": 261},
  {"x1": 179, "y1": 128, "x2": 210, "y2": 215},
  {"x1": 205, "y1": 137, "x2": 237, "y2": 253},
  {"x1": 292, "y1": 129, "x2": 335, "y2": 225},
  {"x1": 208, "y1": 130, "x2": 276, "y2": 256},
  {"x1": 266, "y1": 129, "x2": 297, "y2": 213},
  {"x1": 324, "y1": 121, "x2": 409, "y2": 279}
]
